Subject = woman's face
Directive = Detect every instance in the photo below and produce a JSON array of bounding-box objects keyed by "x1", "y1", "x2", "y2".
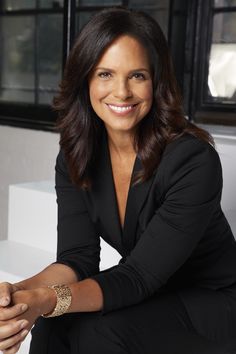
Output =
[{"x1": 89, "y1": 35, "x2": 153, "y2": 137}]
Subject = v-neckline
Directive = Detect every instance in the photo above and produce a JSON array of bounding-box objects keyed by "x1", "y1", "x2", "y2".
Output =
[
  {"x1": 110, "y1": 157, "x2": 137, "y2": 234},
  {"x1": 92, "y1": 129, "x2": 155, "y2": 254},
  {"x1": 105, "y1": 134, "x2": 138, "y2": 235}
]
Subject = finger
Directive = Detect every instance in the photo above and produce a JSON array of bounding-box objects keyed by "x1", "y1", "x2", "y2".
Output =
[
  {"x1": 0, "y1": 320, "x2": 28, "y2": 340},
  {"x1": 0, "y1": 304, "x2": 28, "y2": 321},
  {"x1": 0, "y1": 328, "x2": 28, "y2": 352},
  {"x1": 2, "y1": 341, "x2": 21, "y2": 354},
  {"x1": 0, "y1": 283, "x2": 13, "y2": 307}
]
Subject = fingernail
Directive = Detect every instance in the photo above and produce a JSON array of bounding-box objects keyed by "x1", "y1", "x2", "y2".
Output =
[
  {"x1": 19, "y1": 320, "x2": 28, "y2": 329},
  {"x1": 21, "y1": 304, "x2": 28, "y2": 312},
  {"x1": 21, "y1": 329, "x2": 28, "y2": 337},
  {"x1": 0, "y1": 297, "x2": 10, "y2": 306}
]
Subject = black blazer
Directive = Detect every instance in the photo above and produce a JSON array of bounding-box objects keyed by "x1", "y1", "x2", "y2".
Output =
[{"x1": 55, "y1": 130, "x2": 236, "y2": 319}]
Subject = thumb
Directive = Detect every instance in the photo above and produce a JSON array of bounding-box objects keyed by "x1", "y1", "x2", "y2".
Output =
[
  {"x1": 0, "y1": 282, "x2": 17, "y2": 307},
  {"x1": 0, "y1": 296, "x2": 10, "y2": 307}
]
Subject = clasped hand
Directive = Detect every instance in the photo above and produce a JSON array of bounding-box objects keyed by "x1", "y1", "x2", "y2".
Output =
[{"x1": 0, "y1": 282, "x2": 40, "y2": 354}]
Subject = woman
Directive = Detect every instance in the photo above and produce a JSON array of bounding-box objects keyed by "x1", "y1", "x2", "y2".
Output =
[{"x1": 0, "y1": 7, "x2": 236, "y2": 354}]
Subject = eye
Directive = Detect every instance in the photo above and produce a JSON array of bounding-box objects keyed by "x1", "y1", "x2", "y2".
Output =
[
  {"x1": 98, "y1": 72, "x2": 112, "y2": 79},
  {"x1": 131, "y1": 72, "x2": 146, "y2": 80}
]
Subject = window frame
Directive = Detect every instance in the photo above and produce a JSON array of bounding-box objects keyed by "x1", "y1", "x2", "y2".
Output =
[
  {"x1": 0, "y1": 0, "x2": 170, "y2": 131},
  {"x1": 0, "y1": 2, "x2": 66, "y2": 131},
  {"x1": 0, "y1": 0, "x2": 128, "y2": 131},
  {"x1": 189, "y1": 0, "x2": 236, "y2": 125}
]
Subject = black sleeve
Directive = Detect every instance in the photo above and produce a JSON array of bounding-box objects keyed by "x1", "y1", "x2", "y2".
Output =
[
  {"x1": 90, "y1": 138, "x2": 223, "y2": 314},
  {"x1": 54, "y1": 149, "x2": 100, "y2": 280}
]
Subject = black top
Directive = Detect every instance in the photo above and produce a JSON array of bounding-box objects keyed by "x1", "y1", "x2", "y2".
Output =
[{"x1": 55, "y1": 131, "x2": 236, "y2": 316}]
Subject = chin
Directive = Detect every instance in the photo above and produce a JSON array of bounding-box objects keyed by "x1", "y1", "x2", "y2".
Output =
[{"x1": 111, "y1": 125, "x2": 137, "y2": 134}]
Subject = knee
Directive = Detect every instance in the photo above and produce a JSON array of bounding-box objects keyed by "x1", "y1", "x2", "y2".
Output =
[
  {"x1": 95, "y1": 311, "x2": 130, "y2": 341},
  {"x1": 31, "y1": 313, "x2": 74, "y2": 338},
  {"x1": 29, "y1": 314, "x2": 75, "y2": 354},
  {"x1": 70, "y1": 312, "x2": 128, "y2": 354}
]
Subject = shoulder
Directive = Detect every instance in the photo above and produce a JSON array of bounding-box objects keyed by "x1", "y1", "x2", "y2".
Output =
[
  {"x1": 55, "y1": 148, "x2": 72, "y2": 183},
  {"x1": 162, "y1": 133, "x2": 220, "y2": 167},
  {"x1": 158, "y1": 133, "x2": 222, "y2": 188},
  {"x1": 55, "y1": 148, "x2": 69, "y2": 172}
]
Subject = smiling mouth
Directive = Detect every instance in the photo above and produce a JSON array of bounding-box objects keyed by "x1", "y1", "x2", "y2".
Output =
[{"x1": 106, "y1": 103, "x2": 138, "y2": 113}]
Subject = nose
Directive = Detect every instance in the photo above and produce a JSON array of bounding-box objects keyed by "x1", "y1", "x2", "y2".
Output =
[{"x1": 113, "y1": 78, "x2": 133, "y2": 100}]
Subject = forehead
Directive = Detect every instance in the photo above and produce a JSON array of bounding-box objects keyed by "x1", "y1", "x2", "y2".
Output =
[{"x1": 95, "y1": 35, "x2": 151, "y2": 69}]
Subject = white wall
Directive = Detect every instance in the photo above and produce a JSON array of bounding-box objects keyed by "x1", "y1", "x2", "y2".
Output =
[
  {"x1": 215, "y1": 137, "x2": 236, "y2": 212},
  {"x1": 213, "y1": 136, "x2": 236, "y2": 236},
  {"x1": 0, "y1": 125, "x2": 59, "y2": 240},
  {"x1": 1, "y1": 124, "x2": 236, "y2": 241}
]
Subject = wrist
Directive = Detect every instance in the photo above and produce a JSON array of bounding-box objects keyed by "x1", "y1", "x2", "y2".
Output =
[
  {"x1": 37, "y1": 287, "x2": 57, "y2": 317},
  {"x1": 14, "y1": 278, "x2": 38, "y2": 291},
  {"x1": 42, "y1": 285, "x2": 72, "y2": 318},
  {"x1": 13, "y1": 280, "x2": 27, "y2": 291},
  {"x1": 11, "y1": 288, "x2": 57, "y2": 318}
]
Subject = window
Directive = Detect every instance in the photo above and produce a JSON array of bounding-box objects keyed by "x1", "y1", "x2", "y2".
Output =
[
  {"x1": 207, "y1": 2, "x2": 236, "y2": 105},
  {"x1": 0, "y1": 0, "x2": 170, "y2": 131},
  {"x1": 75, "y1": 0, "x2": 169, "y2": 41},
  {"x1": 187, "y1": 0, "x2": 236, "y2": 125},
  {"x1": 0, "y1": 0, "x2": 64, "y2": 130}
]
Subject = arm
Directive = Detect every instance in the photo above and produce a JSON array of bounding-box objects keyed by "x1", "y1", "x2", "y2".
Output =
[
  {"x1": 15, "y1": 263, "x2": 78, "y2": 291},
  {"x1": 0, "y1": 263, "x2": 78, "y2": 308},
  {"x1": 89, "y1": 138, "x2": 223, "y2": 314},
  {"x1": 0, "y1": 149, "x2": 100, "y2": 304},
  {"x1": 0, "y1": 149, "x2": 102, "y2": 352},
  {"x1": 0, "y1": 278, "x2": 104, "y2": 353}
]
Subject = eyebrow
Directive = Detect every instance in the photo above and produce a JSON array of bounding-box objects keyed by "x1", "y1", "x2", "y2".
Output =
[{"x1": 94, "y1": 67, "x2": 150, "y2": 73}]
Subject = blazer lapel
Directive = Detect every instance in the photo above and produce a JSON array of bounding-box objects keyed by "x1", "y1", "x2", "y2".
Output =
[
  {"x1": 92, "y1": 129, "x2": 155, "y2": 256},
  {"x1": 91, "y1": 131, "x2": 123, "y2": 253},
  {"x1": 122, "y1": 157, "x2": 155, "y2": 253}
]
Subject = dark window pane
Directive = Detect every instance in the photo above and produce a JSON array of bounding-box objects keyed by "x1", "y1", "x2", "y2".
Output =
[
  {"x1": 76, "y1": 1, "x2": 169, "y2": 38},
  {"x1": 139, "y1": 9, "x2": 169, "y2": 37},
  {"x1": 0, "y1": 16, "x2": 34, "y2": 103},
  {"x1": 39, "y1": 0, "x2": 64, "y2": 9},
  {"x1": 2, "y1": 0, "x2": 36, "y2": 10},
  {"x1": 129, "y1": 0, "x2": 169, "y2": 37},
  {"x1": 76, "y1": 0, "x2": 121, "y2": 5},
  {"x1": 214, "y1": 0, "x2": 236, "y2": 7},
  {"x1": 129, "y1": 0, "x2": 161, "y2": 5},
  {"x1": 212, "y1": 12, "x2": 236, "y2": 43},
  {"x1": 76, "y1": 11, "x2": 96, "y2": 32},
  {"x1": 207, "y1": 12, "x2": 236, "y2": 103},
  {"x1": 0, "y1": 13, "x2": 62, "y2": 105},
  {"x1": 38, "y1": 14, "x2": 63, "y2": 104},
  {"x1": 2, "y1": 0, "x2": 64, "y2": 10}
]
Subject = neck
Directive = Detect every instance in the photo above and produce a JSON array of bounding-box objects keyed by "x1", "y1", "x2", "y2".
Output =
[{"x1": 106, "y1": 129, "x2": 136, "y2": 159}]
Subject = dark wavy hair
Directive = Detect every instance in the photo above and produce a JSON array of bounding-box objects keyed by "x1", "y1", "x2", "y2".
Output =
[{"x1": 53, "y1": 6, "x2": 214, "y2": 189}]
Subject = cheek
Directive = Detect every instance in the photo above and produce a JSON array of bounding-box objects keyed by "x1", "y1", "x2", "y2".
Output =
[
  {"x1": 144, "y1": 83, "x2": 153, "y2": 101},
  {"x1": 135, "y1": 82, "x2": 153, "y2": 102},
  {"x1": 89, "y1": 81, "x2": 110, "y2": 102},
  {"x1": 141, "y1": 87, "x2": 153, "y2": 113}
]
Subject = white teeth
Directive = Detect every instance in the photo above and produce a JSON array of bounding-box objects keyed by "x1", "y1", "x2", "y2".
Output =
[{"x1": 108, "y1": 104, "x2": 134, "y2": 112}]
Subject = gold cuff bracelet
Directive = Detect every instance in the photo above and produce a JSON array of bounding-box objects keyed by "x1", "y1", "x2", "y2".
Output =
[{"x1": 42, "y1": 284, "x2": 72, "y2": 318}]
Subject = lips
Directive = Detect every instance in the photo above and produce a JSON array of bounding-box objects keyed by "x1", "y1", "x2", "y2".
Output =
[{"x1": 106, "y1": 103, "x2": 138, "y2": 114}]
